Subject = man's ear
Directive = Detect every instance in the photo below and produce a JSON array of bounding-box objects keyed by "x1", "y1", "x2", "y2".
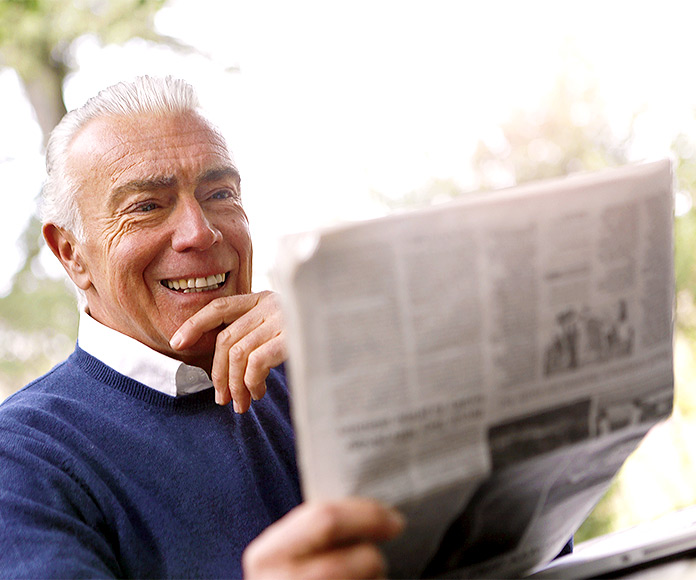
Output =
[{"x1": 42, "y1": 224, "x2": 92, "y2": 291}]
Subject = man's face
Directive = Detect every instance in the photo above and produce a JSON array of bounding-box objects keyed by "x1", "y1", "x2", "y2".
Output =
[{"x1": 66, "y1": 111, "x2": 252, "y2": 367}]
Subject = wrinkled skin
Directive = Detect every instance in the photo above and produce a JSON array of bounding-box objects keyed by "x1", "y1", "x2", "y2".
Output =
[
  {"x1": 43, "y1": 110, "x2": 405, "y2": 578},
  {"x1": 43, "y1": 111, "x2": 285, "y2": 410}
]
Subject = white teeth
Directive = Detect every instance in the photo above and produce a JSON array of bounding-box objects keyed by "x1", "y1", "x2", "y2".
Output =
[{"x1": 163, "y1": 273, "x2": 227, "y2": 292}]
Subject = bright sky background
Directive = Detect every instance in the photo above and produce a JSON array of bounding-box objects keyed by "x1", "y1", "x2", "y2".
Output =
[{"x1": 2, "y1": 0, "x2": 696, "y2": 292}]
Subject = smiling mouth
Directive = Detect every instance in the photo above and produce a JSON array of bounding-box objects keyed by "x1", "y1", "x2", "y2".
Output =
[{"x1": 161, "y1": 272, "x2": 228, "y2": 293}]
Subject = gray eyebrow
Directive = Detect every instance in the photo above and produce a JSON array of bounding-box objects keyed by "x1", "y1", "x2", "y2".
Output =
[
  {"x1": 109, "y1": 175, "x2": 178, "y2": 203},
  {"x1": 198, "y1": 166, "x2": 240, "y2": 186},
  {"x1": 107, "y1": 165, "x2": 240, "y2": 207}
]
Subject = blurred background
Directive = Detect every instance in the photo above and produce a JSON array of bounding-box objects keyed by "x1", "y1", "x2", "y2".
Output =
[{"x1": 1, "y1": 0, "x2": 696, "y2": 543}]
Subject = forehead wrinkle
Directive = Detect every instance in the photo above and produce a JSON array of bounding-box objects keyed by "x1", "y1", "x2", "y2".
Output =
[
  {"x1": 72, "y1": 114, "x2": 237, "y2": 212},
  {"x1": 114, "y1": 121, "x2": 228, "y2": 155},
  {"x1": 93, "y1": 119, "x2": 225, "y2": 168}
]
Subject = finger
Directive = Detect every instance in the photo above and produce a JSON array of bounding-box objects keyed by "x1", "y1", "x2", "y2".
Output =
[
  {"x1": 297, "y1": 543, "x2": 388, "y2": 580},
  {"x1": 233, "y1": 389, "x2": 252, "y2": 414},
  {"x1": 242, "y1": 500, "x2": 404, "y2": 580},
  {"x1": 244, "y1": 334, "x2": 286, "y2": 399},
  {"x1": 169, "y1": 294, "x2": 262, "y2": 350},
  {"x1": 227, "y1": 340, "x2": 253, "y2": 413},
  {"x1": 244, "y1": 541, "x2": 388, "y2": 580},
  {"x1": 212, "y1": 317, "x2": 284, "y2": 411},
  {"x1": 211, "y1": 315, "x2": 265, "y2": 409},
  {"x1": 259, "y1": 499, "x2": 405, "y2": 558}
]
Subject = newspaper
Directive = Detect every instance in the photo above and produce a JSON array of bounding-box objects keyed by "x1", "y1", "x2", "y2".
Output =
[{"x1": 272, "y1": 159, "x2": 675, "y2": 578}]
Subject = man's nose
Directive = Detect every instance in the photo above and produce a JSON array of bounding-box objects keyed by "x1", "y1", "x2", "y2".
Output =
[{"x1": 171, "y1": 198, "x2": 223, "y2": 252}]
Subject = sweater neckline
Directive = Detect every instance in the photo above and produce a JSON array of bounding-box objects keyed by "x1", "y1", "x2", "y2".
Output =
[{"x1": 72, "y1": 346, "x2": 217, "y2": 411}]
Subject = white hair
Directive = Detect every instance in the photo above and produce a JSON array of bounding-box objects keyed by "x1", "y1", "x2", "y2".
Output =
[
  {"x1": 39, "y1": 76, "x2": 209, "y2": 309},
  {"x1": 41, "y1": 76, "x2": 203, "y2": 239}
]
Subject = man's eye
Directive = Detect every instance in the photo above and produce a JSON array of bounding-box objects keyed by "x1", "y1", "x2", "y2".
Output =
[
  {"x1": 136, "y1": 202, "x2": 159, "y2": 212},
  {"x1": 211, "y1": 189, "x2": 237, "y2": 201}
]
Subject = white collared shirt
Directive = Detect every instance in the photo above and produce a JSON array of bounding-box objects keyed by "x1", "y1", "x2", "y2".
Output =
[{"x1": 78, "y1": 312, "x2": 213, "y2": 397}]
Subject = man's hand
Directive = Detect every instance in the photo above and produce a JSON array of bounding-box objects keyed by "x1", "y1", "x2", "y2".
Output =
[
  {"x1": 169, "y1": 291, "x2": 286, "y2": 412},
  {"x1": 243, "y1": 499, "x2": 406, "y2": 580}
]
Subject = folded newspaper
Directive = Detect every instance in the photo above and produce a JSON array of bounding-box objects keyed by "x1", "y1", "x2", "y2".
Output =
[{"x1": 273, "y1": 160, "x2": 675, "y2": 578}]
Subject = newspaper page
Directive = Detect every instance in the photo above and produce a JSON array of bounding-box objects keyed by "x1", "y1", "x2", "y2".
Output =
[{"x1": 273, "y1": 159, "x2": 674, "y2": 578}]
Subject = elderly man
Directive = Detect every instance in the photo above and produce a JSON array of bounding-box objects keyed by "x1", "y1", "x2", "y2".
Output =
[{"x1": 0, "y1": 76, "x2": 404, "y2": 579}]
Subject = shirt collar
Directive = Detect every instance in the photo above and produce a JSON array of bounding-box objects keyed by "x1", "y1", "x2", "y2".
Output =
[{"x1": 77, "y1": 311, "x2": 213, "y2": 397}]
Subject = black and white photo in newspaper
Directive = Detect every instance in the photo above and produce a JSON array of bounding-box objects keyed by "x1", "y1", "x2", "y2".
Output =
[{"x1": 274, "y1": 159, "x2": 674, "y2": 578}]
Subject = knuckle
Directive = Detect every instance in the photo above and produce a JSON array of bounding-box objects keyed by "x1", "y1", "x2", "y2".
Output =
[
  {"x1": 271, "y1": 334, "x2": 287, "y2": 358},
  {"x1": 214, "y1": 330, "x2": 232, "y2": 349},
  {"x1": 311, "y1": 503, "x2": 343, "y2": 545},
  {"x1": 211, "y1": 368, "x2": 226, "y2": 386},
  {"x1": 228, "y1": 343, "x2": 247, "y2": 364},
  {"x1": 211, "y1": 296, "x2": 231, "y2": 311},
  {"x1": 258, "y1": 291, "x2": 279, "y2": 311},
  {"x1": 246, "y1": 349, "x2": 264, "y2": 373},
  {"x1": 362, "y1": 545, "x2": 388, "y2": 578},
  {"x1": 247, "y1": 346, "x2": 260, "y2": 362},
  {"x1": 241, "y1": 542, "x2": 259, "y2": 568},
  {"x1": 241, "y1": 541, "x2": 270, "y2": 577},
  {"x1": 260, "y1": 290, "x2": 275, "y2": 303}
]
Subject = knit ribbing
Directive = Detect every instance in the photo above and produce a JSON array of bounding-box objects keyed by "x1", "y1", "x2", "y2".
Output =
[
  {"x1": 72, "y1": 347, "x2": 217, "y2": 411},
  {"x1": 0, "y1": 347, "x2": 301, "y2": 579}
]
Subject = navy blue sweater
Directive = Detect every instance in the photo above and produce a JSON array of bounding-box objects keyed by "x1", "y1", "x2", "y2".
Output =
[{"x1": 0, "y1": 347, "x2": 302, "y2": 579}]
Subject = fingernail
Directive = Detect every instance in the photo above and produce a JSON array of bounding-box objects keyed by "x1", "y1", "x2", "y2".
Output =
[
  {"x1": 250, "y1": 381, "x2": 267, "y2": 401},
  {"x1": 170, "y1": 332, "x2": 182, "y2": 349},
  {"x1": 388, "y1": 509, "x2": 407, "y2": 533},
  {"x1": 214, "y1": 390, "x2": 222, "y2": 405},
  {"x1": 233, "y1": 400, "x2": 241, "y2": 414}
]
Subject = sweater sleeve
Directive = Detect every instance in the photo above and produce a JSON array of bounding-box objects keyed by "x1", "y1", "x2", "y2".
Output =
[{"x1": 0, "y1": 418, "x2": 121, "y2": 579}]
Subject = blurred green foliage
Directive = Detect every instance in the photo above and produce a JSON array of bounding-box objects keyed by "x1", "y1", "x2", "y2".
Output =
[
  {"x1": 0, "y1": 0, "x2": 175, "y2": 140},
  {"x1": 471, "y1": 72, "x2": 632, "y2": 188},
  {"x1": 0, "y1": 0, "x2": 183, "y2": 398},
  {"x1": 2, "y1": 0, "x2": 696, "y2": 548},
  {"x1": 378, "y1": 55, "x2": 696, "y2": 545},
  {"x1": 466, "y1": 65, "x2": 696, "y2": 543}
]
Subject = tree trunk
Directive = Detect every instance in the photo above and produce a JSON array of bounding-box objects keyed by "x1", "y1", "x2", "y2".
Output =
[{"x1": 22, "y1": 61, "x2": 68, "y2": 148}]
